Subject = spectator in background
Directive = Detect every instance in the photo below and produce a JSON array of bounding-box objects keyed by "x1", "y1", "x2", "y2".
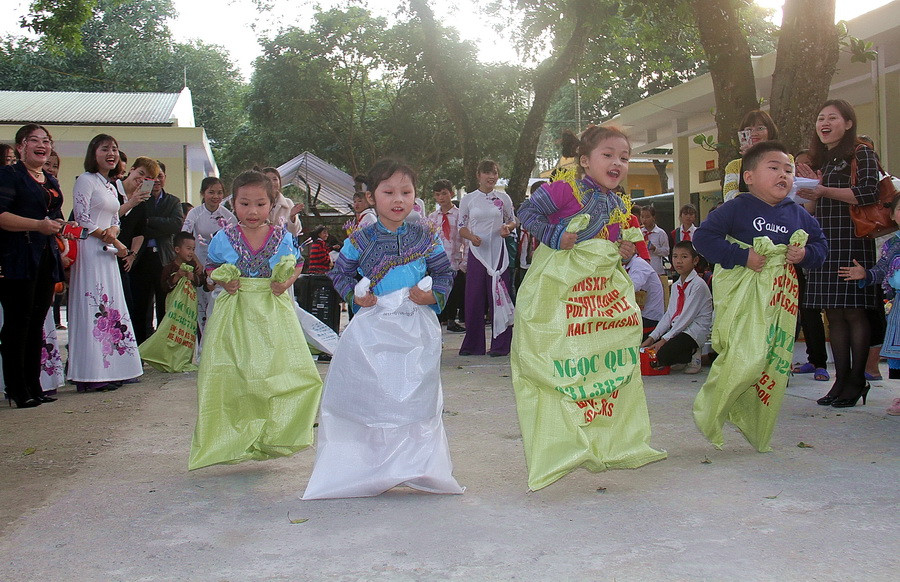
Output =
[
  {"x1": 1, "y1": 143, "x2": 16, "y2": 165},
  {"x1": 428, "y1": 179, "x2": 467, "y2": 332},
  {"x1": 0, "y1": 124, "x2": 66, "y2": 408},
  {"x1": 67, "y1": 133, "x2": 141, "y2": 392},
  {"x1": 128, "y1": 161, "x2": 184, "y2": 344},
  {"x1": 352, "y1": 190, "x2": 377, "y2": 229},
  {"x1": 262, "y1": 167, "x2": 303, "y2": 236},
  {"x1": 306, "y1": 225, "x2": 332, "y2": 274}
]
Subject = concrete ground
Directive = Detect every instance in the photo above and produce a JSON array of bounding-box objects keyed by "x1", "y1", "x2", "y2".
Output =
[{"x1": 1, "y1": 329, "x2": 897, "y2": 581}]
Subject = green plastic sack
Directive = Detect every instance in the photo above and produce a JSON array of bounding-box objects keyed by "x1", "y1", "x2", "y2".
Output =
[
  {"x1": 188, "y1": 257, "x2": 323, "y2": 470},
  {"x1": 139, "y1": 264, "x2": 199, "y2": 373},
  {"x1": 693, "y1": 231, "x2": 808, "y2": 452},
  {"x1": 511, "y1": 234, "x2": 667, "y2": 491}
]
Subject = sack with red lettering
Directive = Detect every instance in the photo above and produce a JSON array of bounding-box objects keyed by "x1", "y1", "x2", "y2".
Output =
[
  {"x1": 511, "y1": 234, "x2": 667, "y2": 491},
  {"x1": 693, "y1": 231, "x2": 808, "y2": 452},
  {"x1": 139, "y1": 266, "x2": 199, "y2": 372}
]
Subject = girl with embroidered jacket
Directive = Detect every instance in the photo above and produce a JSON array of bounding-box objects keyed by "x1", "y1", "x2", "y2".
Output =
[
  {"x1": 303, "y1": 158, "x2": 463, "y2": 499},
  {"x1": 518, "y1": 127, "x2": 648, "y2": 257},
  {"x1": 512, "y1": 126, "x2": 667, "y2": 491},
  {"x1": 188, "y1": 170, "x2": 322, "y2": 471}
]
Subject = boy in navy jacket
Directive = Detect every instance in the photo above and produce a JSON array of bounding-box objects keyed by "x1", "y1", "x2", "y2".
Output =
[{"x1": 694, "y1": 141, "x2": 827, "y2": 272}]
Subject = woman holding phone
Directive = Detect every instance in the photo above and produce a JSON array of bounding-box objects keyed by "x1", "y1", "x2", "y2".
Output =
[{"x1": 722, "y1": 110, "x2": 790, "y2": 202}]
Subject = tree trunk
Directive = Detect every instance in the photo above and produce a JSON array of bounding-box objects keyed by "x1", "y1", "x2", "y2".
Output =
[
  {"x1": 652, "y1": 159, "x2": 669, "y2": 192},
  {"x1": 506, "y1": 2, "x2": 593, "y2": 207},
  {"x1": 691, "y1": 0, "x2": 759, "y2": 168},
  {"x1": 409, "y1": 0, "x2": 480, "y2": 192},
  {"x1": 769, "y1": 0, "x2": 839, "y2": 154}
]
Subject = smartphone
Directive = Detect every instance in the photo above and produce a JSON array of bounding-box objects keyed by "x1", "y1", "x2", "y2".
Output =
[
  {"x1": 138, "y1": 179, "x2": 155, "y2": 195},
  {"x1": 61, "y1": 223, "x2": 90, "y2": 239},
  {"x1": 738, "y1": 129, "x2": 753, "y2": 150}
]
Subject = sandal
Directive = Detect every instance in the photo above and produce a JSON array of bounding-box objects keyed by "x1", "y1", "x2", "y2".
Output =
[
  {"x1": 814, "y1": 368, "x2": 830, "y2": 381},
  {"x1": 792, "y1": 362, "x2": 816, "y2": 374},
  {"x1": 864, "y1": 372, "x2": 883, "y2": 381}
]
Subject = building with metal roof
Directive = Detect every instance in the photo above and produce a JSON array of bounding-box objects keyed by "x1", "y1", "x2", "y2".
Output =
[
  {"x1": 0, "y1": 87, "x2": 216, "y2": 209},
  {"x1": 602, "y1": 2, "x2": 900, "y2": 220}
]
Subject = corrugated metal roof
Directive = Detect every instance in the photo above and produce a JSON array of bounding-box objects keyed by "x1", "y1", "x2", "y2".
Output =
[
  {"x1": 278, "y1": 152, "x2": 356, "y2": 216},
  {"x1": 0, "y1": 91, "x2": 181, "y2": 125}
]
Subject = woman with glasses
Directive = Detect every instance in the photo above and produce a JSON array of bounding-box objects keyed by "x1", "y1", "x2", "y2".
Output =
[
  {"x1": 0, "y1": 124, "x2": 66, "y2": 408},
  {"x1": 722, "y1": 110, "x2": 790, "y2": 202}
]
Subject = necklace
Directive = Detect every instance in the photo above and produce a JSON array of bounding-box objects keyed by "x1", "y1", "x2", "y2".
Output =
[{"x1": 27, "y1": 167, "x2": 44, "y2": 180}]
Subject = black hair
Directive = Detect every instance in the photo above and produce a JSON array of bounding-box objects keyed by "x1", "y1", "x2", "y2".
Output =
[
  {"x1": 432, "y1": 179, "x2": 453, "y2": 192},
  {"x1": 742, "y1": 140, "x2": 789, "y2": 172},
  {"x1": 173, "y1": 231, "x2": 195, "y2": 247},
  {"x1": 366, "y1": 158, "x2": 417, "y2": 194},
  {"x1": 476, "y1": 159, "x2": 499, "y2": 175},
  {"x1": 200, "y1": 176, "x2": 224, "y2": 194},
  {"x1": 679, "y1": 204, "x2": 697, "y2": 216},
  {"x1": 561, "y1": 126, "x2": 631, "y2": 177},
  {"x1": 83, "y1": 134, "x2": 118, "y2": 173},
  {"x1": 157, "y1": 161, "x2": 167, "y2": 173},
  {"x1": 640, "y1": 205, "x2": 656, "y2": 217},
  {"x1": 673, "y1": 240, "x2": 698, "y2": 258},
  {"x1": 809, "y1": 99, "x2": 859, "y2": 170},
  {"x1": 311, "y1": 225, "x2": 328, "y2": 239},
  {"x1": 232, "y1": 169, "x2": 276, "y2": 204},
  {"x1": 530, "y1": 180, "x2": 547, "y2": 195}
]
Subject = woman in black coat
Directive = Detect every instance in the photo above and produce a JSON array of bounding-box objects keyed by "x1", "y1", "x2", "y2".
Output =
[{"x1": 0, "y1": 124, "x2": 66, "y2": 408}]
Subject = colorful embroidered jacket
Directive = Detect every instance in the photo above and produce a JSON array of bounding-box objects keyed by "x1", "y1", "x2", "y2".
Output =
[
  {"x1": 205, "y1": 224, "x2": 299, "y2": 278},
  {"x1": 518, "y1": 173, "x2": 649, "y2": 260},
  {"x1": 329, "y1": 220, "x2": 452, "y2": 313}
]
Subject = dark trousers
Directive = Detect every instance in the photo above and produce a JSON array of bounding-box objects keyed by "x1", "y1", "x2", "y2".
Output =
[
  {"x1": 796, "y1": 269, "x2": 828, "y2": 369},
  {"x1": 130, "y1": 250, "x2": 165, "y2": 345},
  {"x1": 439, "y1": 270, "x2": 466, "y2": 323},
  {"x1": 460, "y1": 251, "x2": 513, "y2": 356},
  {"x1": 656, "y1": 332, "x2": 698, "y2": 367},
  {"x1": 0, "y1": 246, "x2": 55, "y2": 403}
]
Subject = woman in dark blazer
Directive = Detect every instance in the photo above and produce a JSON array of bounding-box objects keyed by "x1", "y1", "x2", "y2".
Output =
[{"x1": 0, "y1": 124, "x2": 66, "y2": 408}]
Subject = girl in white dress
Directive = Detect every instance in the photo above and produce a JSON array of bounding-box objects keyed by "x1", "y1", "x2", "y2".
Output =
[
  {"x1": 182, "y1": 177, "x2": 236, "y2": 335},
  {"x1": 67, "y1": 134, "x2": 142, "y2": 391}
]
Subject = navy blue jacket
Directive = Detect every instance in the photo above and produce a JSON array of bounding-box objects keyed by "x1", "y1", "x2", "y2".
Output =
[
  {"x1": 0, "y1": 162, "x2": 64, "y2": 281},
  {"x1": 694, "y1": 193, "x2": 827, "y2": 270}
]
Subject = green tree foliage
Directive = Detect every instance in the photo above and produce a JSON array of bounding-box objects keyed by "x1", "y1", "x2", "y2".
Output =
[{"x1": 3, "y1": 0, "x2": 246, "y2": 162}]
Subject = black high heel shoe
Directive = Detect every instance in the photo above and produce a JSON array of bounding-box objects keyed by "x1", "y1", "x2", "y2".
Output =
[
  {"x1": 36, "y1": 395, "x2": 57, "y2": 403},
  {"x1": 817, "y1": 384, "x2": 842, "y2": 406},
  {"x1": 832, "y1": 383, "x2": 870, "y2": 408},
  {"x1": 14, "y1": 398, "x2": 42, "y2": 408}
]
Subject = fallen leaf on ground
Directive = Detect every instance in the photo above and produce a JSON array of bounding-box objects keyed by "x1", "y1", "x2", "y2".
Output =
[
  {"x1": 287, "y1": 513, "x2": 308, "y2": 524},
  {"x1": 23, "y1": 447, "x2": 36, "y2": 456},
  {"x1": 596, "y1": 487, "x2": 607, "y2": 493},
  {"x1": 701, "y1": 456, "x2": 712, "y2": 464},
  {"x1": 764, "y1": 490, "x2": 783, "y2": 499},
  {"x1": 797, "y1": 442, "x2": 814, "y2": 448}
]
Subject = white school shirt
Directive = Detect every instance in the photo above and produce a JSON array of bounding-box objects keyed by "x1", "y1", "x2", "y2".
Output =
[
  {"x1": 641, "y1": 224, "x2": 670, "y2": 275},
  {"x1": 624, "y1": 256, "x2": 665, "y2": 321},
  {"x1": 648, "y1": 269, "x2": 713, "y2": 347},
  {"x1": 427, "y1": 205, "x2": 466, "y2": 272}
]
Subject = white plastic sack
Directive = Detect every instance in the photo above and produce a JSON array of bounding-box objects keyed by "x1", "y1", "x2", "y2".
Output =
[
  {"x1": 293, "y1": 303, "x2": 340, "y2": 355},
  {"x1": 302, "y1": 280, "x2": 464, "y2": 499}
]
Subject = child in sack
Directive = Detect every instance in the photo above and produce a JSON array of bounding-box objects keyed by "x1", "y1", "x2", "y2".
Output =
[
  {"x1": 692, "y1": 141, "x2": 827, "y2": 451},
  {"x1": 303, "y1": 158, "x2": 464, "y2": 499}
]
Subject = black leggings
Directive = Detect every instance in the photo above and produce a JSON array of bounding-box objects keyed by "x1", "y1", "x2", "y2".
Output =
[{"x1": 825, "y1": 308, "x2": 870, "y2": 390}]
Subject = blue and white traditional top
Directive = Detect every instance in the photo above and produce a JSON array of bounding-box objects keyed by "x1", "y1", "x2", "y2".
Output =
[
  {"x1": 330, "y1": 220, "x2": 453, "y2": 313},
  {"x1": 206, "y1": 224, "x2": 299, "y2": 277}
]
